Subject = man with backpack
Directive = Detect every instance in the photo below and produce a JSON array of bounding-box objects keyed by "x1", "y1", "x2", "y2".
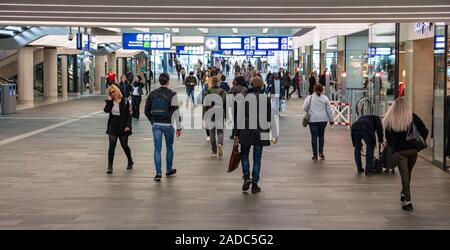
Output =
[
  {"x1": 184, "y1": 71, "x2": 197, "y2": 109},
  {"x1": 144, "y1": 73, "x2": 182, "y2": 182}
]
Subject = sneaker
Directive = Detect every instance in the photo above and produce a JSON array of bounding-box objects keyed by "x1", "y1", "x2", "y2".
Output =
[
  {"x1": 242, "y1": 178, "x2": 252, "y2": 192},
  {"x1": 166, "y1": 169, "x2": 177, "y2": 177},
  {"x1": 400, "y1": 191, "x2": 406, "y2": 204},
  {"x1": 312, "y1": 156, "x2": 318, "y2": 160},
  {"x1": 206, "y1": 136, "x2": 210, "y2": 142},
  {"x1": 401, "y1": 202, "x2": 413, "y2": 211},
  {"x1": 251, "y1": 183, "x2": 261, "y2": 193},
  {"x1": 154, "y1": 175, "x2": 162, "y2": 181},
  {"x1": 358, "y1": 167, "x2": 365, "y2": 173},
  {"x1": 217, "y1": 145, "x2": 223, "y2": 158},
  {"x1": 319, "y1": 152, "x2": 325, "y2": 160},
  {"x1": 211, "y1": 152, "x2": 217, "y2": 157}
]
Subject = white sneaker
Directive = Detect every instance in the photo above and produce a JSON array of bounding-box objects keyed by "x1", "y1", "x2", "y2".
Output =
[
  {"x1": 217, "y1": 144, "x2": 223, "y2": 158},
  {"x1": 211, "y1": 152, "x2": 217, "y2": 157},
  {"x1": 206, "y1": 136, "x2": 210, "y2": 141}
]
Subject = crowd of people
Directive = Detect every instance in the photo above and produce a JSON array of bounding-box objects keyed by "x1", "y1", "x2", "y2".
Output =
[{"x1": 103, "y1": 64, "x2": 429, "y2": 211}]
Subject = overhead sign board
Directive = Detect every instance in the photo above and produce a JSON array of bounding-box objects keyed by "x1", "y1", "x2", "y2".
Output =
[
  {"x1": 176, "y1": 46, "x2": 204, "y2": 55},
  {"x1": 218, "y1": 36, "x2": 293, "y2": 51},
  {"x1": 76, "y1": 33, "x2": 97, "y2": 51},
  {"x1": 369, "y1": 47, "x2": 392, "y2": 56},
  {"x1": 122, "y1": 33, "x2": 171, "y2": 50}
]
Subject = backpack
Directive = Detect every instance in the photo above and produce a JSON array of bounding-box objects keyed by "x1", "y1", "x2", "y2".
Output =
[{"x1": 151, "y1": 92, "x2": 170, "y2": 119}]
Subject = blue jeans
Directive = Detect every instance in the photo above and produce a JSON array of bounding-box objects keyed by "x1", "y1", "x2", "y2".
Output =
[
  {"x1": 152, "y1": 124, "x2": 175, "y2": 175},
  {"x1": 353, "y1": 130, "x2": 374, "y2": 172},
  {"x1": 309, "y1": 122, "x2": 327, "y2": 157},
  {"x1": 186, "y1": 88, "x2": 195, "y2": 106},
  {"x1": 240, "y1": 145, "x2": 263, "y2": 184}
]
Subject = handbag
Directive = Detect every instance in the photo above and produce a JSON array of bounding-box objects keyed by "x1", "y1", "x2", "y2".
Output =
[
  {"x1": 302, "y1": 95, "x2": 313, "y2": 127},
  {"x1": 228, "y1": 140, "x2": 241, "y2": 172},
  {"x1": 406, "y1": 122, "x2": 427, "y2": 152}
]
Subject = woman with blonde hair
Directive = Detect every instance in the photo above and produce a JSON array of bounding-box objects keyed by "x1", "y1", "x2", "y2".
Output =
[
  {"x1": 104, "y1": 84, "x2": 133, "y2": 174},
  {"x1": 384, "y1": 97, "x2": 428, "y2": 211}
]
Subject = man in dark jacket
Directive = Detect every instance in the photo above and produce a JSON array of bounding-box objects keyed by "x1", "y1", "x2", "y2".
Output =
[
  {"x1": 351, "y1": 115, "x2": 384, "y2": 174},
  {"x1": 319, "y1": 69, "x2": 327, "y2": 86},
  {"x1": 144, "y1": 73, "x2": 181, "y2": 182}
]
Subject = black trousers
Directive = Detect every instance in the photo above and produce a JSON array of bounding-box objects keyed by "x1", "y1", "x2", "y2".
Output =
[
  {"x1": 108, "y1": 134, "x2": 132, "y2": 166},
  {"x1": 285, "y1": 86, "x2": 291, "y2": 99},
  {"x1": 131, "y1": 95, "x2": 142, "y2": 120},
  {"x1": 394, "y1": 149, "x2": 418, "y2": 202}
]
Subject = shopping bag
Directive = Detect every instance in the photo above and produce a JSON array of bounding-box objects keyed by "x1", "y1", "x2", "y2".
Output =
[{"x1": 228, "y1": 141, "x2": 241, "y2": 172}]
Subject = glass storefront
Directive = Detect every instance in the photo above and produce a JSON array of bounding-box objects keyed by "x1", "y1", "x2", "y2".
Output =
[
  {"x1": 367, "y1": 23, "x2": 398, "y2": 117},
  {"x1": 433, "y1": 24, "x2": 448, "y2": 169}
]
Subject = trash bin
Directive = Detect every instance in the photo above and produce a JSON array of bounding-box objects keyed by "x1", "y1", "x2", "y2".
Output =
[
  {"x1": 101, "y1": 77, "x2": 106, "y2": 95},
  {"x1": 1, "y1": 83, "x2": 16, "y2": 115}
]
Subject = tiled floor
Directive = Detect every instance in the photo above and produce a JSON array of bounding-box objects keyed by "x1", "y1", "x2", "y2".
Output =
[{"x1": 0, "y1": 78, "x2": 449, "y2": 229}]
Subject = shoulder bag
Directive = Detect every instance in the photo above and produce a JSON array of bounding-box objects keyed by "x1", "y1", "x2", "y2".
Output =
[
  {"x1": 302, "y1": 95, "x2": 313, "y2": 127},
  {"x1": 406, "y1": 122, "x2": 427, "y2": 152}
]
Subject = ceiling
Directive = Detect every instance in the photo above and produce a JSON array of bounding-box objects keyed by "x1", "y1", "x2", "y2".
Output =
[{"x1": 0, "y1": 0, "x2": 449, "y2": 26}]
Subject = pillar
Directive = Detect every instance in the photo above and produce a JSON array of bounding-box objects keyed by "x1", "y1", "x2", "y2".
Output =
[
  {"x1": 117, "y1": 57, "x2": 124, "y2": 79},
  {"x1": 43, "y1": 47, "x2": 58, "y2": 100},
  {"x1": 17, "y1": 46, "x2": 34, "y2": 104},
  {"x1": 61, "y1": 55, "x2": 68, "y2": 98},
  {"x1": 94, "y1": 55, "x2": 106, "y2": 91},
  {"x1": 107, "y1": 53, "x2": 117, "y2": 79}
]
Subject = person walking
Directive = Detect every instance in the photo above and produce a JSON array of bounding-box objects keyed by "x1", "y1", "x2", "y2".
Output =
[
  {"x1": 203, "y1": 76, "x2": 227, "y2": 158},
  {"x1": 383, "y1": 98, "x2": 428, "y2": 211},
  {"x1": 118, "y1": 75, "x2": 132, "y2": 100},
  {"x1": 319, "y1": 69, "x2": 327, "y2": 86},
  {"x1": 303, "y1": 84, "x2": 334, "y2": 160},
  {"x1": 181, "y1": 67, "x2": 187, "y2": 82},
  {"x1": 233, "y1": 76, "x2": 276, "y2": 193},
  {"x1": 282, "y1": 71, "x2": 292, "y2": 100},
  {"x1": 351, "y1": 115, "x2": 384, "y2": 174},
  {"x1": 219, "y1": 75, "x2": 230, "y2": 92},
  {"x1": 176, "y1": 63, "x2": 181, "y2": 80},
  {"x1": 267, "y1": 73, "x2": 284, "y2": 112},
  {"x1": 144, "y1": 73, "x2": 182, "y2": 181},
  {"x1": 131, "y1": 75, "x2": 144, "y2": 120},
  {"x1": 289, "y1": 71, "x2": 302, "y2": 99},
  {"x1": 184, "y1": 71, "x2": 197, "y2": 109},
  {"x1": 308, "y1": 71, "x2": 316, "y2": 95},
  {"x1": 104, "y1": 84, "x2": 133, "y2": 174}
]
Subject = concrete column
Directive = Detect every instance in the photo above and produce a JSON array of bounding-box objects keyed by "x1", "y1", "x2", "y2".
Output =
[
  {"x1": 61, "y1": 55, "x2": 68, "y2": 98},
  {"x1": 43, "y1": 47, "x2": 58, "y2": 100},
  {"x1": 94, "y1": 55, "x2": 106, "y2": 91},
  {"x1": 117, "y1": 57, "x2": 123, "y2": 79},
  {"x1": 17, "y1": 46, "x2": 34, "y2": 104},
  {"x1": 107, "y1": 53, "x2": 117, "y2": 79}
]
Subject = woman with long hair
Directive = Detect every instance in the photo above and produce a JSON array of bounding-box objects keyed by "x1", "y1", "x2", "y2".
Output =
[
  {"x1": 383, "y1": 97, "x2": 428, "y2": 211},
  {"x1": 104, "y1": 84, "x2": 133, "y2": 174}
]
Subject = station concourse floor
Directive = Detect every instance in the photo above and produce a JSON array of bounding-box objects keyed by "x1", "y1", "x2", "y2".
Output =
[{"x1": 1, "y1": 77, "x2": 450, "y2": 229}]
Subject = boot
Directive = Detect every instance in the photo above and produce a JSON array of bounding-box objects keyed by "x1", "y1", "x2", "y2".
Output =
[
  {"x1": 242, "y1": 174, "x2": 251, "y2": 192},
  {"x1": 107, "y1": 163, "x2": 113, "y2": 174},
  {"x1": 127, "y1": 160, "x2": 133, "y2": 170}
]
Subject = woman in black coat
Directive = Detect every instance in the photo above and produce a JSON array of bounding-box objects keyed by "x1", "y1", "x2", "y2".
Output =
[
  {"x1": 131, "y1": 75, "x2": 144, "y2": 120},
  {"x1": 104, "y1": 84, "x2": 133, "y2": 174},
  {"x1": 383, "y1": 98, "x2": 428, "y2": 211},
  {"x1": 233, "y1": 76, "x2": 277, "y2": 193},
  {"x1": 308, "y1": 71, "x2": 316, "y2": 95}
]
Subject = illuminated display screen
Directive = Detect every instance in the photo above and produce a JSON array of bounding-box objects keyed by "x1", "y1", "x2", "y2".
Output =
[
  {"x1": 122, "y1": 33, "x2": 171, "y2": 50},
  {"x1": 218, "y1": 36, "x2": 293, "y2": 51}
]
